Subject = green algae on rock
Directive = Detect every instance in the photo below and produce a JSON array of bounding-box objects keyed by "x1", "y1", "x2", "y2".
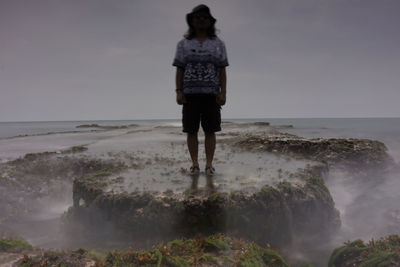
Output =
[
  {"x1": 328, "y1": 235, "x2": 400, "y2": 267},
  {"x1": 17, "y1": 250, "x2": 97, "y2": 267},
  {"x1": 12, "y1": 234, "x2": 288, "y2": 267},
  {"x1": 101, "y1": 233, "x2": 288, "y2": 267},
  {"x1": 0, "y1": 237, "x2": 33, "y2": 253}
]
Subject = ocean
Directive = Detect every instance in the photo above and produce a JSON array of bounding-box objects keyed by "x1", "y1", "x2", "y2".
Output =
[
  {"x1": 1, "y1": 117, "x2": 400, "y2": 139},
  {"x1": 1, "y1": 118, "x2": 400, "y2": 162}
]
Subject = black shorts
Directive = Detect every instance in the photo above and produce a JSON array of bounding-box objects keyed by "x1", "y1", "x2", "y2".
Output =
[{"x1": 182, "y1": 94, "x2": 222, "y2": 133}]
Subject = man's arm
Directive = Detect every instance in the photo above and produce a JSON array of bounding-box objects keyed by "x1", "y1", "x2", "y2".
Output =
[
  {"x1": 219, "y1": 67, "x2": 226, "y2": 95},
  {"x1": 217, "y1": 67, "x2": 227, "y2": 105},
  {"x1": 175, "y1": 67, "x2": 186, "y2": 105},
  {"x1": 176, "y1": 67, "x2": 184, "y2": 90}
]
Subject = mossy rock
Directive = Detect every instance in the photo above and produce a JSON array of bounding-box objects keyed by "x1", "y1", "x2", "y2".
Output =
[
  {"x1": 67, "y1": 164, "x2": 340, "y2": 248},
  {"x1": 234, "y1": 135, "x2": 394, "y2": 170},
  {"x1": 203, "y1": 235, "x2": 231, "y2": 252},
  {"x1": 0, "y1": 237, "x2": 33, "y2": 253},
  {"x1": 237, "y1": 243, "x2": 288, "y2": 267},
  {"x1": 60, "y1": 145, "x2": 88, "y2": 154},
  {"x1": 17, "y1": 250, "x2": 96, "y2": 267},
  {"x1": 10, "y1": 234, "x2": 286, "y2": 266},
  {"x1": 101, "y1": 234, "x2": 288, "y2": 267},
  {"x1": 329, "y1": 235, "x2": 400, "y2": 267}
]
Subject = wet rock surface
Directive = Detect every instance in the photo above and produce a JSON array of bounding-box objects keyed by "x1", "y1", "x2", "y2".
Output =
[
  {"x1": 76, "y1": 123, "x2": 138, "y2": 129},
  {"x1": 0, "y1": 148, "x2": 127, "y2": 226},
  {"x1": 69, "y1": 164, "x2": 340, "y2": 248},
  {"x1": 233, "y1": 133, "x2": 394, "y2": 170}
]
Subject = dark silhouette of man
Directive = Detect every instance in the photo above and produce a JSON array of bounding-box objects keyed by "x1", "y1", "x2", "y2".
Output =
[{"x1": 173, "y1": 4, "x2": 229, "y2": 176}]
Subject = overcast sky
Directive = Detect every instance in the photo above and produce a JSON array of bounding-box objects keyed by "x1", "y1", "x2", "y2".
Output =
[{"x1": 1, "y1": 0, "x2": 399, "y2": 121}]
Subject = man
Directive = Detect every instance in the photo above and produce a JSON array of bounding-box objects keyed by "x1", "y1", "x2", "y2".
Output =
[{"x1": 172, "y1": 4, "x2": 229, "y2": 176}]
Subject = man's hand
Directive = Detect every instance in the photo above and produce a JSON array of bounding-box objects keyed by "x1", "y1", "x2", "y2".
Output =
[
  {"x1": 216, "y1": 92, "x2": 226, "y2": 106},
  {"x1": 176, "y1": 91, "x2": 187, "y2": 105}
]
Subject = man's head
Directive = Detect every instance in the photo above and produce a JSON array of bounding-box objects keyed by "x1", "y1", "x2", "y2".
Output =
[
  {"x1": 185, "y1": 4, "x2": 217, "y2": 39},
  {"x1": 186, "y1": 4, "x2": 216, "y2": 29}
]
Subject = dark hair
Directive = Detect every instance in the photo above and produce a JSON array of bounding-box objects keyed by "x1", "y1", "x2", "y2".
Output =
[{"x1": 184, "y1": 19, "x2": 218, "y2": 39}]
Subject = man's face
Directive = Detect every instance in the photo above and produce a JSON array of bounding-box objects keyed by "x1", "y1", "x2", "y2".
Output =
[{"x1": 191, "y1": 12, "x2": 212, "y2": 31}]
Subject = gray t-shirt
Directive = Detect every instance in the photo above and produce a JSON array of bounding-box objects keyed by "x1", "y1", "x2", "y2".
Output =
[{"x1": 172, "y1": 36, "x2": 229, "y2": 95}]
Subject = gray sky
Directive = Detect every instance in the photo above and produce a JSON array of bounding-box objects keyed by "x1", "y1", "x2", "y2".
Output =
[{"x1": 1, "y1": 0, "x2": 399, "y2": 121}]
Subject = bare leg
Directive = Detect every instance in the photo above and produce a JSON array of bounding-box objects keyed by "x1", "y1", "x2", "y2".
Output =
[
  {"x1": 187, "y1": 132, "x2": 199, "y2": 166},
  {"x1": 204, "y1": 132, "x2": 216, "y2": 167}
]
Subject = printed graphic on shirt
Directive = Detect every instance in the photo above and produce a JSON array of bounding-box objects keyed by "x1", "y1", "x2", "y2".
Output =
[{"x1": 173, "y1": 37, "x2": 229, "y2": 95}]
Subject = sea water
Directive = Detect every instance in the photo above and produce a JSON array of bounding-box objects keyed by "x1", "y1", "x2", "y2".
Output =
[{"x1": 1, "y1": 117, "x2": 399, "y2": 161}]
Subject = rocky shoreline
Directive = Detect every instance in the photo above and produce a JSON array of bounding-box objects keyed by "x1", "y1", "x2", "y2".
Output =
[{"x1": 0, "y1": 122, "x2": 399, "y2": 266}]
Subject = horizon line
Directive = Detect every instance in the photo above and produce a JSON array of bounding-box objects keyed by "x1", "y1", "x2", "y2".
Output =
[{"x1": 1, "y1": 116, "x2": 400, "y2": 123}]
